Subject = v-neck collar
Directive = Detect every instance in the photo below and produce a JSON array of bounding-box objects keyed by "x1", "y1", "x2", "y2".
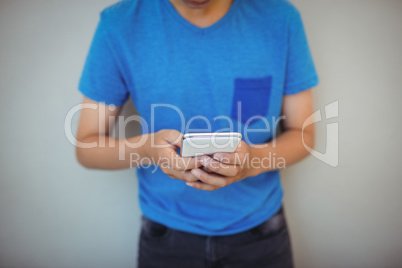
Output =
[{"x1": 163, "y1": 0, "x2": 239, "y2": 33}]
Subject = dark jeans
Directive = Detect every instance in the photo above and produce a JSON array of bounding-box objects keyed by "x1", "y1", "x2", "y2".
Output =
[{"x1": 137, "y1": 207, "x2": 293, "y2": 268}]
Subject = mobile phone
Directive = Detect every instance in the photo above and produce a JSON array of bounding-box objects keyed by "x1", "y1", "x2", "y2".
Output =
[{"x1": 180, "y1": 132, "x2": 242, "y2": 158}]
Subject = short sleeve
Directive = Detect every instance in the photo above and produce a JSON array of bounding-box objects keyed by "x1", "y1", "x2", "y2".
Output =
[
  {"x1": 78, "y1": 12, "x2": 129, "y2": 106},
  {"x1": 283, "y1": 8, "x2": 319, "y2": 95}
]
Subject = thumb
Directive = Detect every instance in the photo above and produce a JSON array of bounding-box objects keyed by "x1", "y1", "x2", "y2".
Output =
[{"x1": 163, "y1": 129, "x2": 183, "y2": 148}]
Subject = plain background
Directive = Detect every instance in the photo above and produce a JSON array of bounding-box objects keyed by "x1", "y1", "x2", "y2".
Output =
[{"x1": 1, "y1": 0, "x2": 401, "y2": 267}]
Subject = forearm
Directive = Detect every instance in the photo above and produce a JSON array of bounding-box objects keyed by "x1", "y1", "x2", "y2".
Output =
[
  {"x1": 76, "y1": 134, "x2": 152, "y2": 170},
  {"x1": 249, "y1": 128, "x2": 314, "y2": 176}
]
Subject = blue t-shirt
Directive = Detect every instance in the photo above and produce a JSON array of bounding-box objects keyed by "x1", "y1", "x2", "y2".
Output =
[{"x1": 79, "y1": 0, "x2": 319, "y2": 235}]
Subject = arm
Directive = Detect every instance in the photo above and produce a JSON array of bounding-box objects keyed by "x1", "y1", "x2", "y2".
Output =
[
  {"x1": 76, "y1": 97, "x2": 144, "y2": 170},
  {"x1": 75, "y1": 97, "x2": 200, "y2": 175},
  {"x1": 248, "y1": 87, "x2": 315, "y2": 175},
  {"x1": 186, "y1": 89, "x2": 315, "y2": 191}
]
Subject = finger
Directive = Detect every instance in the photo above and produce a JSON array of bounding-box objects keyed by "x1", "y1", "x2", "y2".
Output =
[
  {"x1": 173, "y1": 155, "x2": 202, "y2": 171},
  {"x1": 163, "y1": 129, "x2": 183, "y2": 148},
  {"x1": 201, "y1": 166, "x2": 214, "y2": 173},
  {"x1": 186, "y1": 181, "x2": 221, "y2": 191},
  {"x1": 212, "y1": 152, "x2": 241, "y2": 165},
  {"x1": 190, "y1": 168, "x2": 232, "y2": 188},
  {"x1": 161, "y1": 149, "x2": 202, "y2": 171},
  {"x1": 166, "y1": 169, "x2": 200, "y2": 182},
  {"x1": 199, "y1": 156, "x2": 240, "y2": 177}
]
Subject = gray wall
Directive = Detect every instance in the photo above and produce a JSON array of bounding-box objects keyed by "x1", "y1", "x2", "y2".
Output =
[{"x1": 0, "y1": 0, "x2": 401, "y2": 267}]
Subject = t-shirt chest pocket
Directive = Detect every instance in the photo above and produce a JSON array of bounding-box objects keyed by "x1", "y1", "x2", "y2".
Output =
[{"x1": 231, "y1": 76, "x2": 272, "y2": 125}]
